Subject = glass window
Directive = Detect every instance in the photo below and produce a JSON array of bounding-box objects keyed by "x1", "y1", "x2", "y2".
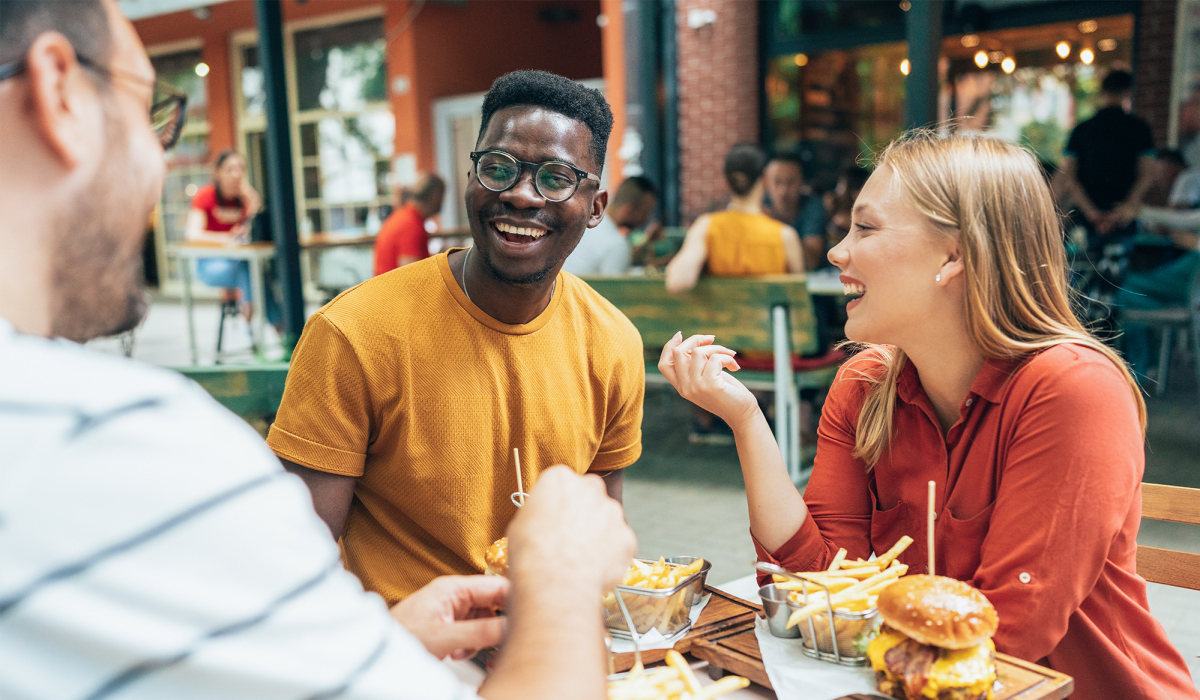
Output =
[
  {"x1": 766, "y1": 42, "x2": 907, "y2": 190},
  {"x1": 240, "y1": 45, "x2": 266, "y2": 117},
  {"x1": 151, "y1": 48, "x2": 211, "y2": 291},
  {"x1": 775, "y1": 0, "x2": 905, "y2": 40},
  {"x1": 294, "y1": 18, "x2": 387, "y2": 112},
  {"x1": 765, "y1": 15, "x2": 1134, "y2": 187},
  {"x1": 293, "y1": 17, "x2": 393, "y2": 235}
]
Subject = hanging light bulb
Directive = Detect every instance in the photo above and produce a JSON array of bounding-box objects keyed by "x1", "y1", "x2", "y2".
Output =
[
  {"x1": 1001, "y1": 57, "x2": 1016, "y2": 74},
  {"x1": 194, "y1": 62, "x2": 210, "y2": 77},
  {"x1": 794, "y1": 53, "x2": 808, "y2": 67},
  {"x1": 961, "y1": 34, "x2": 980, "y2": 48},
  {"x1": 1080, "y1": 48, "x2": 1095, "y2": 65},
  {"x1": 900, "y1": 59, "x2": 910, "y2": 75},
  {"x1": 1056, "y1": 41, "x2": 1071, "y2": 59},
  {"x1": 974, "y1": 51, "x2": 988, "y2": 69}
]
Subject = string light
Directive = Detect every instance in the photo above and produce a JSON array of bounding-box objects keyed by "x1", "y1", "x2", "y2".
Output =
[
  {"x1": 194, "y1": 62, "x2": 210, "y2": 77},
  {"x1": 1001, "y1": 57, "x2": 1016, "y2": 74},
  {"x1": 961, "y1": 34, "x2": 980, "y2": 48},
  {"x1": 1078, "y1": 20, "x2": 1098, "y2": 34},
  {"x1": 1056, "y1": 41, "x2": 1071, "y2": 59},
  {"x1": 1080, "y1": 48, "x2": 1095, "y2": 65},
  {"x1": 974, "y1": 51, "x2": 988, "y2": 69},
  {"x1": 1098, "y1": 39, "x2": 1117, "y2": 52},
  {"x1": 900, "y1": 59, "x2": 910, "y2": 75},
  {"x1": 794, "y1": 53, "x2": 808, "y2": 67}
]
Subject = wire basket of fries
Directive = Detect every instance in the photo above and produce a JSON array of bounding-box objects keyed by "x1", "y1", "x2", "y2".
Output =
[
  {"x1": 767, "y1": 537, "x2": 914, "y2": 666},
  {"x1": 664, "y1": 556, "x2": 711, "y2": 608},
  {"x1": 604, "y1": 557, "x2": 707, "y2": 640}
]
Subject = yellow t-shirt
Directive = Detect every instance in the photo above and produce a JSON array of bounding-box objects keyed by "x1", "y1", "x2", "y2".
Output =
[
  {"x1": 705, "y1": 210, "x2": 788, "y2": 276},
  {"x1": 267, "y1": 250, "x2": 644, "y2": 603}
]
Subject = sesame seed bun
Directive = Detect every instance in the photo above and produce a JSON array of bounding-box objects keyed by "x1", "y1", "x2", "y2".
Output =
[{"x1": 876, "y1": 575, "x2": 998, "y2": 650}]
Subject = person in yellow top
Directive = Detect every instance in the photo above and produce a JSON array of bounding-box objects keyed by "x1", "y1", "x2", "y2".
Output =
[
  {"x1": 666, "y1": 142, "x2": 805, "y2": 293},
  {"x1": 267, "y1": 71, "x2": 645, "y2": 604}
]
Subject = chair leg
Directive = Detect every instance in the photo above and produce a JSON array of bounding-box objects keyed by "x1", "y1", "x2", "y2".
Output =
[{"x1": 1158, "y1": 327, "x2": 1172, "y2": 398}]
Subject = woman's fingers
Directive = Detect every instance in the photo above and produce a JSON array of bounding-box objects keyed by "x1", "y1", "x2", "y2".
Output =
[{"x1": 658, "y1": 331, "x2": 684, "y2": 384}]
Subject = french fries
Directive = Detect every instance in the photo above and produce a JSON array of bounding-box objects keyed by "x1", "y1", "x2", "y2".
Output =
[
  {"x1": 603, "y1": 558, "x2": 707, "y2": 637},
  {"x1": 607, "y1": 650, "x2": 750, "y2": 700},
  {"x1": 768, "y1": 535, "x2": 914, "y2": 629},
  {"x1": 619, "y1": 557, "x2": 705, "y2": 590}
]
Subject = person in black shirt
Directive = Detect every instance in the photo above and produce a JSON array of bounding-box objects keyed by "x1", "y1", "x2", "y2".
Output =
[{"x1": 1061, "y1": 70, "x2": 1156, "y2": 254}]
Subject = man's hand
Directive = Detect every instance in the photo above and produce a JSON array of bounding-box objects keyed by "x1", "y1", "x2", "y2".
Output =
[
  {"x1": 506, "y1": 466, "x2": 636, "y2": 594},
  {"x1": 659, "y1": 332, "x2": 758, "y2": 430},
  {"x1": 389, "y1": 575, "x2": 509, "y2": 661}
]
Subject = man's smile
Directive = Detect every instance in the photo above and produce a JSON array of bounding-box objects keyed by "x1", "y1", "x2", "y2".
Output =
[{"x1": 488, "y1": 217, "x2": 553, "y2": 248}]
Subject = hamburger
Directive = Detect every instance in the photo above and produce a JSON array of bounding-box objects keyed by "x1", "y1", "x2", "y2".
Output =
[
  {"x1": 484, "y1": 537, "x2": 508, "y2": 577},
  {"x1": 866, "y1": 575, "x2": 998, "y2": 700}
]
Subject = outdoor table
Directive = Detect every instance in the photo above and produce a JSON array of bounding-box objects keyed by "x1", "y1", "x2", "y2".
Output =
[{"x1": 173, "y1": 241, "x2": 276, "y2": 366}]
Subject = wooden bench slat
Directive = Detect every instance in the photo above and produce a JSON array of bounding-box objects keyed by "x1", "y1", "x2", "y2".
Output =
[
  {"x1": 583, "y1": 275, "x2": 818, "y2": 354},
  {"x1": 1137, "y1": 546, "x2": 1200, "y2": 591},
  {"x1": 1141, "y1": 483, "x2": 1200, "y2": 526}
]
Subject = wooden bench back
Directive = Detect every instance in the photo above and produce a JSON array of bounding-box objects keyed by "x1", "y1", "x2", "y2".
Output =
[
  {"x1": 581, "y1": 275, "x2": 819, "y2": 355},
  {"x1": 1138, "y1": 483, "x2": 1200, "y2": 591}
]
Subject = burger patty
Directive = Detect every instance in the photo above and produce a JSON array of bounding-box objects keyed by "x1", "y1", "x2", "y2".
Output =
[{"x1": 879, "y1": 638, "x2": 990, "y2": 700}]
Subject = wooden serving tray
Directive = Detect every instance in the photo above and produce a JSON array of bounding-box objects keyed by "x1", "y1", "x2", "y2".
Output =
[
  {"x1": 689, "y1": 601, "x2": 1074, "y2": 700},
  {"x1": 609, "y1": 586, "x2": 760, "y2": 673}
]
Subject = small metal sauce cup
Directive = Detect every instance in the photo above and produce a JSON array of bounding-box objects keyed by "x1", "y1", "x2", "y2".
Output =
[{"x1": 759, "y1": 584, "x2": 801, "y2": 638}]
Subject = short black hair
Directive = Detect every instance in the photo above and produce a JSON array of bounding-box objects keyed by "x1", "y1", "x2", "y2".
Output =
[
  {"x1": 769, "y1": 151, "x2": 805, "y2": 170},
  {"x1": 1157, "y1": 149, "x2": 1186, "y2": 166},
  {"x1": 0, "y1": 0, "x2": 111, "y2": 67},
  {"x1": 477, "y1": 70, "x2": 613, "y2": 173},
  {"x1": 1101, "y1": 69, "x2": 1134, "y2": 95},
  {"x1": 724, "y1": 142, "x2": 768, "y2": 196},
  {"x1": 611, "y1": 175, "x2": 656, "y2": 208}
]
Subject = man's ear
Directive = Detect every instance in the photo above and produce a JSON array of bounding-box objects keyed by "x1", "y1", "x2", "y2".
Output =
[
  {"x1": 25, "y1": 32, "x2": 95, "y2": 169},
  {"x1": 588, "y1": 188, "x2": 608, "y2": 228}
]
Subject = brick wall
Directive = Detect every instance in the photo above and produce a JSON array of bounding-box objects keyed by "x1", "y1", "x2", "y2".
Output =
[
  {"x1": 1134, "y1": 0, "x2": 1178, "y2": 148},
  {"x1": 676, "y1": 0, "x2": 760, "y2": 224}
]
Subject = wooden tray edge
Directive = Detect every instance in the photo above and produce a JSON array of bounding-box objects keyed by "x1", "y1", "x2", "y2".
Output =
[{"x1": 691, "y1": 636, "x2": 774, "y2": 690}]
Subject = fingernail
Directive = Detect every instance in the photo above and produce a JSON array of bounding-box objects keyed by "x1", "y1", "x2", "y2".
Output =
[{"x1": 674, "y1": 331, "x2": 682, "y2": 339}]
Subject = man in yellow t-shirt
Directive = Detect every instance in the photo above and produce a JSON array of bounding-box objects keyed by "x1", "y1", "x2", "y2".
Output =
[{"x1": 267, "y1": 70, "x2": 644, "y2": 603}]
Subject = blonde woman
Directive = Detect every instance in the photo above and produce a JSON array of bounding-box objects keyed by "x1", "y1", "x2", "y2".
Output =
[{"x1": 659, "y1": 132, "x2": 1198, "y2": 699}]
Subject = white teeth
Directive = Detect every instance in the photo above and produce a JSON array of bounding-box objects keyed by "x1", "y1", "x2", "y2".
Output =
[
  {"x1": 843, "y1": 283, "x2": 866, "y2": 297},
  {"x1": 495, "y1": 222, "x2": 547, "y2": 239}
]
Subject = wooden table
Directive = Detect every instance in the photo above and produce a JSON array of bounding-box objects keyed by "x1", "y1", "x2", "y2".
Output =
[
  {"x1": 630, "y1": 586, "x2": 1074, "y2": 700},
  {"x1": 173, "y1": 242, "x2": 276, "y2": 365}
]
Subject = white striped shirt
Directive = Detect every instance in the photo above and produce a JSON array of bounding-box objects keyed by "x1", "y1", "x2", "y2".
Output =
[{"x1": 0, "y1": 319, "x2": 478, "y2": 700}]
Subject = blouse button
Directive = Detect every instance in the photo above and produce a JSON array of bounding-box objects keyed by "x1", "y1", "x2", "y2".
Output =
[
  {"x1": 965, "y1": 397, "x2": 974, "y2": 407},
  {"x1": 1019, "y1": 572, "x2": 1032, "y2": 584}
]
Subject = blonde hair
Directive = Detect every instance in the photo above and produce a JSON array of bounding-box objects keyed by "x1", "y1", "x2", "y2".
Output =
[{"x1": 848, "y1": 131, "x2": 1146, "y2": 468}]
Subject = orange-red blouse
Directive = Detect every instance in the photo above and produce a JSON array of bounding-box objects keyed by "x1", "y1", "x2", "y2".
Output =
[{"x1": 757, "y1": 344, "x2": 1198, "y2": 700}]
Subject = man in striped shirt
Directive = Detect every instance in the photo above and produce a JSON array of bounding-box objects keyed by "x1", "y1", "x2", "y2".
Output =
[{"x1": 0, "y1": 2, "x2": 636, "y2": 699}]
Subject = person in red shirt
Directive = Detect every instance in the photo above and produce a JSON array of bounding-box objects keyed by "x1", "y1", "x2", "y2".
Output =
[
  {"x1": 184, "y1": 150, "x2": 275, "y2": 325},
  {"x1": 374, "y1": 173, "x2": 444, "y2": 276},
  {"x1": 658, "y1": 132, "x2": 1199, "y2": 699}
]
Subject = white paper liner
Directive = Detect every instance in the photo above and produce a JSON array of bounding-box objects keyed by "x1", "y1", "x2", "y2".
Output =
[{"x1": 753, "y1": 617, "x2": 878, "y2": 700}]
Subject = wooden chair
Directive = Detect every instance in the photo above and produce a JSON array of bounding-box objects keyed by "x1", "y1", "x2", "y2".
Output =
[
  {"x1": 1138, "y1": 483, "x2": 1200, "y2": 590},
  {"x1": 582, "y1": 275, "x2": 842, "y2": 482},
  {"x1": 1119, "y1": 265, "x2": 1200, "y2": 398}
]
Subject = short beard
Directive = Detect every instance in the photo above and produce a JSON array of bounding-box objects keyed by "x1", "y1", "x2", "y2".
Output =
[
  {"x1": 48, "y1": 108, "x2": 149, "y2": 343},
  {"x1": 475, "y1": 243, "x2": 559, "y2": 286}
]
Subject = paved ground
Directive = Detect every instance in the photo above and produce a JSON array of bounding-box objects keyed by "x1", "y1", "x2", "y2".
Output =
[{"x1": 91, "y1": 299, "x2": 1200, "y2": 686}]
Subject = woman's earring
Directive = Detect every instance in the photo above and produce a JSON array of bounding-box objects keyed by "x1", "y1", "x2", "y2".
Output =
[{"x1": 935, "y1": 274, "x2": 942, "y2": 283}]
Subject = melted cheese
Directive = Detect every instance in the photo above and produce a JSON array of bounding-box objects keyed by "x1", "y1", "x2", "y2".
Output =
[
  {"x1": 922, "y1": 639, "x2": 995, "y2": 699},
  {"x1": 866, "y1": 631, "x2": 995, "y2": 699}
]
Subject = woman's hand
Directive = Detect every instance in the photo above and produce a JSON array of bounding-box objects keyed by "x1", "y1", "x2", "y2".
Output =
[{"x1": 658, "y1": 333, "x2": 759, "y2": 429}]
